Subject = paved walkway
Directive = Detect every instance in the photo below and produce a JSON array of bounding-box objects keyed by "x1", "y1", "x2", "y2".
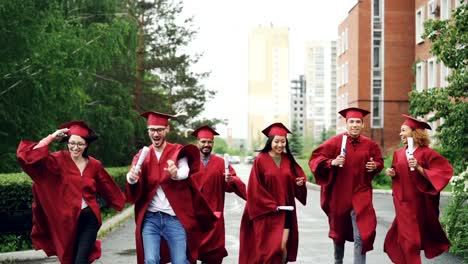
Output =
[{"x1": 2, "y1": 164, "x2": 464, "y2": 264}]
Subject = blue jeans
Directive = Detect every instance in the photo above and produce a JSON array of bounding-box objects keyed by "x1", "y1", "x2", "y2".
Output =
[{"x1": 142, "y1": 211, "x2": 188, "y2": 264}]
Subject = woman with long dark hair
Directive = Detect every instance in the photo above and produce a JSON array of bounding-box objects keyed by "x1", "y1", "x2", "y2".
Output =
[
  {"x1": 17, "y1": 120, "x2": 126, "y2": 264},
  {"x1": 239, "y1": 122, "x2": 307, "y2": 263}
]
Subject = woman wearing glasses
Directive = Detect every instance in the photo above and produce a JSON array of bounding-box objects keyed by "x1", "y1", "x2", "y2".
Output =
[{"x1": 17, "y1": 120, "x2": 126, "y2": 264}]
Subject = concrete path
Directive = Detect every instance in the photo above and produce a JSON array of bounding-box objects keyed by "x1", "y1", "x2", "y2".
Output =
[{"x1": 4, "y1": 163, "x2": 463, "y2": 264}]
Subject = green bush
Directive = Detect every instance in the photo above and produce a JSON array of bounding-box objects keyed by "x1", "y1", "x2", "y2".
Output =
[
  {"x1": 372, "y1": 155, "x2": 393, "y2": 189},
  {"x1": 296, "y1": 158, "x2": 314, "y2": 183},
  {"x1": 0, "y1": 166, "x2": 129, "y2": 253},
  {"x1": 442, "y1": 167, "x2": 468, "y2": 261},
  {"x1": 0, "y1": 233, "x2": 32, "y2": 253}
]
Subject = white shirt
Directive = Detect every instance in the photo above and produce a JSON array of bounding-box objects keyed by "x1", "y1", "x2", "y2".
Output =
[{"x1": 126, "y1": 149, "x2": 189, "y2": 216}]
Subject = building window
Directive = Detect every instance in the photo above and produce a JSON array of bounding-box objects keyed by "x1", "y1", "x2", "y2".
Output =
[
  {"x1": 427, "y1": 57, "x2": 437, "y2": 88},
  {"x1": 373, "y1": 0, "x2": 381, "y2": 16},
  {"x1": 441, "y1": 0, "x2": 452, "y2": 20},
  {"x1": 427, "y1": 0, "x2": 436, "y2": 20},
  {"x1": 341, "y1": 31, "x2": 345, "y2": 54},
  {"x1": 415, "y1": 62, "x2": 425, "y2": 91},
  {"x1": 416, "y1": 7, "x2": 425, "y2": 44},
  {"x1": 440, "y1": 62, "x2": 451, "y2": 87},
  {"x1": 344, "y1": 62, "x2": 349, "y2": 84},
  {"x1": 337, "y1": 65, "x2": 341, "y2": 86},
  {"x1": 337, "y1": 36, "x2": 341, "y2": 55},
  {"x1": 345, "y1": 28, "x2": 349, "y2": 51},
  {"x1": 341, "y1": 64, "x2": 346, "y2": 86},
  {"x1": 373, "y1": 47, "x2": 381, "y2": 68}
]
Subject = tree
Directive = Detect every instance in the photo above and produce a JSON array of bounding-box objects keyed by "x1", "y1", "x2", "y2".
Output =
[
  {"x1": 412, "y1": 4, "x2": 468, "y2": 260},
  {"x1": 128, "y1": 0, "x2": 218, "y2": 146},
  {"x1": 289, "y1": 120, "x2": 303, "y2": 157},
  {"x1": 410, "y1": 3, "x2": 467, "y2": 173},
  {"x1": 0, "y1": 0, "x2": 138, "y2": 171},
  {"x1": 318, "y1": 127, "x2": 336, "y2": 145},
  {"x1": 213, "y1": 137, "x2": 229, "y2": 155}
]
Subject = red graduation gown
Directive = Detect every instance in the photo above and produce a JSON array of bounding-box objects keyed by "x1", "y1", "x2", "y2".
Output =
[
  {"x1": 17, "y1": 140, "x2": 126, "y2": 264},
  {"x1": 191, "y1": 154, "x2": 247, "y2": 263},
  {"x1": 125, "y1": 143, "x2": 217, "y2": 264},
  {"x1": 308, "y1": 133, "x2": 383, "y2": 253},
  {"x1": 384, "y1": 146, "x2": 453, "y2": 264},
  {"x1": 239, "y1": 152, "x2": 307, "y2": 264}
]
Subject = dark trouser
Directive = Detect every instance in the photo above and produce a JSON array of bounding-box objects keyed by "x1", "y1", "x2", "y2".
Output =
[
  {"x1": 74, "y1": 207, "x2": 99, "y2": 264},
  {"x1": 334, "y1": 209, "x2": 365, "y2": 264}
]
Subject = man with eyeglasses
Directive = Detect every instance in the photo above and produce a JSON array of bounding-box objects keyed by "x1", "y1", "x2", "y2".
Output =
[
  {"x1": 126, "y1": 111, "x2": 217, "y2": 264},
  {"x1": 190, "y1": 125, "x2": 246, "y2": 264}
]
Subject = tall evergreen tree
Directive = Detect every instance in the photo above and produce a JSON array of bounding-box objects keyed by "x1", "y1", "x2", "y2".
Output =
[
  {"x1": 129, "y1": 0, "x2": 216, "y2": 145},
  {"x1": 289, "y1": 120, "x2": 303, "y2": 157}
]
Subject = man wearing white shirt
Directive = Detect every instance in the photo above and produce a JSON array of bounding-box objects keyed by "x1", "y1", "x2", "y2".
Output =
[{"x1": 126, "y1": 111, "x2": 217, "y2": 264}]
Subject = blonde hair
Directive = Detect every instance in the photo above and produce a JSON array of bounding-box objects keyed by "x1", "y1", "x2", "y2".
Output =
[{"x1": 412, "y1": 128, "x2": 430, "y2": 147}]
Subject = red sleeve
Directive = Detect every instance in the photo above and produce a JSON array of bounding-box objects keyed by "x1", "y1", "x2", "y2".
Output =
[
  {"x1": 368, "y1": 140, "x2": 384, "y2": 179},
  {"x1": 308, "y1": 138, "x2": 336, "y2": 187},
  {"x1": 33, "y1": 135, "x2": 55, "y2": 149},
  {"x1": 17, "y1": 140, "x2": 60, "y2": 182},
  {"x1": 225, "y1": 165, "x2": 247, "y2": 200},
  {"x1": 414, "y1": 148, "x2": 453, "y2": 194},
  {"x1": 293, "y1": 163, "x2": 307, "y2": 205},
  {"x1": 246, "y1": 157, "x2": 278, "y2": 220},
  {"x1": 95, "y1": 164, "x2": 126, "y2": 211},
  {"x1": 125, "y1": 149, "x2": 144, "y2": 204}
]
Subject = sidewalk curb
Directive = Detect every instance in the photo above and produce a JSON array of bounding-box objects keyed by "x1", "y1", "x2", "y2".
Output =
[
  {"x1": 306, "y1": 182, "x2": 452, "y2": 197},
  {"x1": 0, "y1": 206, "x2": 134, "y2": 262}
]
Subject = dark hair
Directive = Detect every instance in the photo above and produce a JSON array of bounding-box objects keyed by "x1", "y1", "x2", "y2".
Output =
[
  {"x1": 257, "y1": 136, "x2": 299, "y2": 176},
  {"x1": 62, "y1": 132, "x2": 98, "y2": 158}
]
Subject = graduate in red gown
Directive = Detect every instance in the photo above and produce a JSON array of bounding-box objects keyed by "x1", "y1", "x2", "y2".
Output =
[
  {"x1": 125, "y1": 111, "x2": 218, "y2": 264},
  {"x1": 190, "y1": 125, "x2": 247, "y2": 264},
  {"x1": 17, "y1": 121, "x2": 126, "y2": 264},
  {"x1": 384, "y1": 114, "x2": 453, "y2": 264},
  {"x1": 308, "y1": 107, "x2": 383, "y2": 264},
  {"x1": 239, "y1": 122, "x2": 307, "y2": 264}
]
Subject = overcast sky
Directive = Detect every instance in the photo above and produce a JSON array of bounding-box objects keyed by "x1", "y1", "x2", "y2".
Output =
[{"x1": 182, "y1": 0, "x2": 357, "y2": 139}]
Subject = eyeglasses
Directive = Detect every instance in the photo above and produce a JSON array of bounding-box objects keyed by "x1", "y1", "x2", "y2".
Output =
[
  {"x1": 67, "y1": 142, "x2": 86, "y2": 148},
  {"x1": 148, "y1": 127, "x2": 166, "y2": 134}
]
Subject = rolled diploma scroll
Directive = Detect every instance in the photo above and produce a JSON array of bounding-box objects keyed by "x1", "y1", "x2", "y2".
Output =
[
  {"x1": 224, "y1": 153, "x2": 230, "y2": 175},
  {"x1": 407, "y1": 137, "x2": 415, "y2": 171},
  {"x1": 277, "y1": 206, "x2": 294, "y2": 211},
  {"x1": 339, "y1": 135, "x2": 347, "y2": 167},
  {"x1": 135, "y1": 146, "x2": 149, "y2": 171}
]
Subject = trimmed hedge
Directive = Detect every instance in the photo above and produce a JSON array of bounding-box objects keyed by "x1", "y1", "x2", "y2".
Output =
[{"x1": 0, "y1": 166, "x2": 129, "y2": 252}]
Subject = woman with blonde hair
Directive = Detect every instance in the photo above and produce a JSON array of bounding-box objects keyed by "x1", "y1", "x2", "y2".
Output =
[{"x1": 384, "y1": 114, "x2": 453, "y2": 264}]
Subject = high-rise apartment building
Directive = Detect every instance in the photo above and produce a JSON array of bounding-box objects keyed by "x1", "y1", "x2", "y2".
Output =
[
  {"x1": 337, "y1": 0, "x2": 415, "y2": 152},
  {"x1": 290, "y1": 75, "x2": 306, "y2": 137},
  {"x1": 247, "y1": 25, "x2": 290, "y2": 149},
  {"x1": 304, "y1": 41, "x2": 337, "y2": 142}
]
